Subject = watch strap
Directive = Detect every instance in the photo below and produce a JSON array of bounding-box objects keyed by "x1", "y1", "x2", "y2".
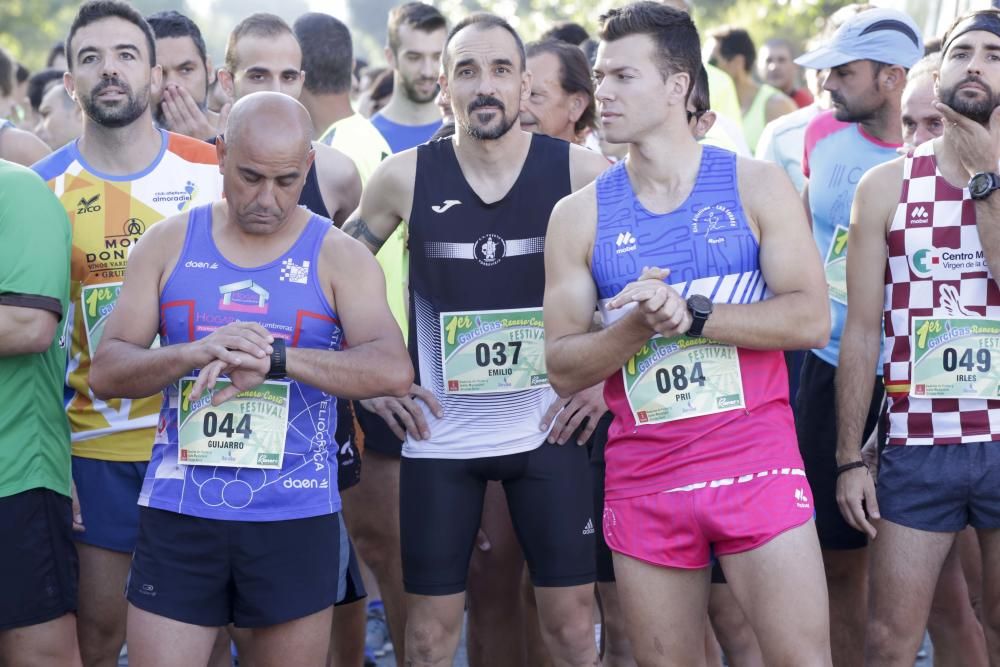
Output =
[{"x1": 267, "y1": 338, "x2": 287, "y2": 380}]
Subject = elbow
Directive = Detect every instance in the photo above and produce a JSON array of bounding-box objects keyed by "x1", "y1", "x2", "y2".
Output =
[
  {"x1": 547, "y1": 369, "x2": 579, "y2": 399},
  {"x1": 88, "y1": 362, "x2": 114, "y2": 401},
  {"x1": 385, "y1": 358, "x2": 414, "y2": 398},
  {"x1": 804, "y1": 305, "x2": 832, "y2": 349},
  {"x1": 23, "y1": 316, "x2": 57, "y2": 355}
]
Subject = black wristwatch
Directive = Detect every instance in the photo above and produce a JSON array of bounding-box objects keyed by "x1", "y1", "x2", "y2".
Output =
[
  {"x1": 266, "y1": 338, "x2": 287, "y2": 380},
  {"x1": 686, "y1": 294, "x2": 713, "y2": 337},
  {"x1": 969, "y1": 172, "x2": 1000, "y2": 200}
]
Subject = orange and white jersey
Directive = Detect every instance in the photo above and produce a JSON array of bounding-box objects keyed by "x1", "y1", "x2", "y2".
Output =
[{"x1": 33, "y1": 130, "x2": 222, "y2": 461}]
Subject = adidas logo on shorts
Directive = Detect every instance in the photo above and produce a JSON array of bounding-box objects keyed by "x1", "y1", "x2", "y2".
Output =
[{"x1": 582, "y1": 518, "x2": 595, "y2": 535}]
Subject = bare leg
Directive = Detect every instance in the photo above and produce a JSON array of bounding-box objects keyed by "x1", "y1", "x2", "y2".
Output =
[
  {"x1": 251, "y1": 606, "x2": 335, "y2": 667},
  {"x1": 125, "y1": 604, "x2": 218, "y2": 667},
  {"x1": 404, "y1": 593, "x2": 466, "y2": 667},
  {"x1": 342, "y1": 451, "x2": 405, "y2": 666},
  {"x1": 207, "y1": 628, "x2": 233, "y2": 667},
  {"x1": 864, "y1": 520, "x2": 954, "y2": 666},
  {"x1": 707, "y1": 583, "x2": 764, "y2": 667},
  {"x1": 596, "y1": 582, "x2": 636, "y2": 667},
  {"x1": 926, "y1": 541, "x2": 988, "y2": 667},
  {"x1": 720, "y1": 521, "x2": 831, "y2": 667},
  {"x1": 466, "y1": 481, "x2": 528, "y2": 667},
  {"x1": 959, "y1": 527, "x2": 985, "y2": 621},
  {"x1": 820, "y1": 547, "x2": 868, "y2": 667},
  {"x1": 522, "y1": 569, "x2": 553, "y2": 667},
  {"x1": 612, "y1": 552, "x2": 711, "y2": 667},
  {"x1": 533, "y1": 584, "x2": 600, "y2": 667},
  {"x1": 76, "y1": 543, "x2": 131, "y2": 667},
  {"x1": 703, "y1": 619, "x2": 722, "y2": 667},
  {"x1": 330, "y1": 598, "x2": 367, "y2": 667},
  {"x1": 976, "y1": 528, "x2": 1000, "y2": 664},
  {"x1": 0, "y1": 614, "x2": 82, "y2": 667}
]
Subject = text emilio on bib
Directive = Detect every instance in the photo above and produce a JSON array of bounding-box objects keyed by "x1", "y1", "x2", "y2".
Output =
[{"x1": 440, "y1": 307, "x2": 548, "y2": 394}]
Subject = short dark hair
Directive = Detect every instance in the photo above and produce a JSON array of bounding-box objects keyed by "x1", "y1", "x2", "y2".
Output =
[
  {"x1": 15, "y1": 63, "x2": 29, "y2": 85},
  {"x1": 541, "y1": 22, "x2": 590, "y2": 46},
  {"x1": 387, "y1": 2, "x2": 447, "y2": 54},
  {"x1": 225, "y1": 13, "x2": 296, "y2": 73},
  {"x1": 47, "y1": 42, "x2": 66, "y2": 68},
  {"x1": 710, "y1": 26, "x2": 756, "y2": 73},
  {"x1": 66, "y1": 0, "x2": 157, "y2": 70},
  {"x1": 27, "y1": 68, "x2": 65, "y2": 111},
  {"x1": 599, "y1": 2, "x2": 701, "y2": 93},
  {"x1": 369, "y1": 68, "x2": 394, "y2": 103},
  {"x1": 526, "y1": 40, "x2": 597, "y2": 133},
  {"x1": 444, "y1": 13, "x2": 526, "y2": 72},
  {"x1": 690, "y1": 65, "x2": 710, "y2": 113},
  {"x1": 294, "y1": 13, "x2": 353, "y2": 95},
  {"x1": 0, "y1": 47, "x2": 12, "y2": 98},
  {"x1": 147, "y1": 10, "x2": 207, "y2": 67}
]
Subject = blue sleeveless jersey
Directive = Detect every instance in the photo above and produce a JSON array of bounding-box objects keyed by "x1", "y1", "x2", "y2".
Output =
[
  {"x1": 140, "y1": 205, "x2": 344, "y2": 520},
  {"x1": 592, "y1": 147, "x2": 801, "y2": 498}
]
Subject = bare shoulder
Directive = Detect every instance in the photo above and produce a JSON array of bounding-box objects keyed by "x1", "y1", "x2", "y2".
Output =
[
  {"x1": 320, "y1": 223, "x2": 380, "y2": 268},
  {"x1": 858, "y1": 154, "x2": 905, "y2": 193},
  {"x1": 568, "y1": 143, "x2": 612, "y2": 191},
  {"x1": 313, "y1": 141, "x2": 359, "y2": 182},
  {"x1": 735, "y1": 154, "x2": 797, "y2": 204},
  {"x1": 2, "y1": 127, "x2": 51, "y2": 166},
  {"x1": 362, "y1": 147, "x2": 419, "y2": 219},
  {"x1": 138, "y1": 208, "x2": 192, "y2": 255},
  {"x1": 549, "y1": 181, "x2": 598, "y2": 241}
]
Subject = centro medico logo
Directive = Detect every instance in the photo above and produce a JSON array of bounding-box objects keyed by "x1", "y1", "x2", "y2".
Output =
[{"x1": 910, "y1": 248, "x2": 938, "y2": 278}]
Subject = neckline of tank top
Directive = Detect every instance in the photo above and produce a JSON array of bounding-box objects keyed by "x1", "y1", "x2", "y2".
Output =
[
  {"x1": 194, "y1": 204, "x2": 323, "y2": 272},
  {"x1": 617, "y1": 144, "x2": 718, "y2": 218},
  {"x1": 440, "y1": 132, "x2": 541, "y2": 209}
]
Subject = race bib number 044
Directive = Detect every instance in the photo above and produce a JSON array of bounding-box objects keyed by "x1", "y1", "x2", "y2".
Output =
[
  {"x1": 177, "y1": 377, "x2": 290, "y2": 469},
  {"x1": 824, "y1": 225, "x2": 849, "y2": 306},
  {"x1": 623, "y1": 335, "x2": 745, "y2": 425},
  {"x1": 910, "y1": 317, "x2": 1000, "y2": 399},
  {"x1": 440, "y1": 308, "x2": 548, "y2": 394}
]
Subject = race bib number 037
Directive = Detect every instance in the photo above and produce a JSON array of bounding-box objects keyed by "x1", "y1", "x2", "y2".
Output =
[
  {"x1": 177, "y1": 377, "x2": 290, "y2": 469},
  {"x1": 440, "y1": 308, "x2": 548, "y2": 394},
  {"x1": 623, "y1": 335, "x2": 745, "y2": 425},
  {"x1": 910, "y1": 317, "x2": 1000, "y2": 399}
]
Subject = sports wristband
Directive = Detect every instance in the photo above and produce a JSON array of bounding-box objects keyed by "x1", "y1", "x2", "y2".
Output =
[
  {"x1": 835, "y1": 460, "x2": 867, "y2": 477},
  {"x1": 266, "y1": 338, "x2": 287, "y2": 380}
]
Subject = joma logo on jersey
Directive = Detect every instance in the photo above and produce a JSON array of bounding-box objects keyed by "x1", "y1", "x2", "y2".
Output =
[{"x1": 77, "y1": 194, "x2": 101, "y2": 214}]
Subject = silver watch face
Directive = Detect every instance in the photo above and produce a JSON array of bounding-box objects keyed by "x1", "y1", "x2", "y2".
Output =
[{"x1": 971, "y1": 173, "x2": 997, "y2": 198}]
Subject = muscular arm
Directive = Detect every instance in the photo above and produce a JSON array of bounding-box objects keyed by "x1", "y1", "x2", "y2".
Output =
[
  {"x1": 544, "y1": 187, "x2": 652, "y2": 397},
  {"x1": 802, "y1": 180, "x2": 813, "y2": 229},
  {"x1": 835, "y1": 161, "x2": 899, "y2": 464},
  {"x1": 314, "y1": 141, "x2": 362, "y2": 227},
  {"x1": 0, "y1": 305, "x2": 58, "y2": 356},
  {"x1": 285, "y1": 232, "x2": 412, "y2": 399},
  {"x1": 698, "y1": 158, "x2": 829, "y2": 349},
  {"x1": 341, "y1": 150, "x2": 416, "y2": 254}
]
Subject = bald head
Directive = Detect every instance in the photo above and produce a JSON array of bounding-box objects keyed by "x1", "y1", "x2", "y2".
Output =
[{"x1": 226, "y1": 91, "x2": 312, "y2": 155}]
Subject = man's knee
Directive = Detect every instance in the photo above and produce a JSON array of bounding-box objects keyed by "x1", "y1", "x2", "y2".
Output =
[{"x1": 407, "y1": 613, "x2": 460, "y2": 661}]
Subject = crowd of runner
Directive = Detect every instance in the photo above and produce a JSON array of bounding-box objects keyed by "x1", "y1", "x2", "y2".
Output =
[{"x1": 2, "y1": 0, "x2": 1000, "y2": 666}]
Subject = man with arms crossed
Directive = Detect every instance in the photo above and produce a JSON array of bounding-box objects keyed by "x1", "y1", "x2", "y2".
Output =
[
  {"x1": 32, "y1": 2, "x2": 223, "y2": 664},
  {"x1": 88, "y1": 92, "x2": 412, "y2": 666},
  {"x1": 544, "y1": 3, "x2": 833, "y2": 665},
  {"x1": 344, "y1": 13, "x2": 610, "y2": 667},
  {"x1": 837, "y1": 9, "x2": 1000, "y2": 664}
]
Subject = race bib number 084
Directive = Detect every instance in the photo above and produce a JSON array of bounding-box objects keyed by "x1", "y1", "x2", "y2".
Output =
[
  {"x1": 440, "y1": 308, "x2": 548, "y2": 394},
  {"x1": 910, "y1": 317, "x2": 1000, "y2": 399},
  {"x1": 177, "y1": 377, "x2": 290, "y2": 469},
  {"x1": 623, "y1": 335, "x2": 745, "y2": 425}
]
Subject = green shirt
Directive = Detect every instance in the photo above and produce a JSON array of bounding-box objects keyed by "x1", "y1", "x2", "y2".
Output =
[{"x1": 0, "y1": 159, "x2": 72, "y2": 498}]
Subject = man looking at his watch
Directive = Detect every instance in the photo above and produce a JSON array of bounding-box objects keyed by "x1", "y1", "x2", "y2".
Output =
[
  {"x1": 836, "y1": 9, "x2": 1000, "y2": 664},
  {"x1": 86, "y1": 92, "x2": 412, "y2": 665}
]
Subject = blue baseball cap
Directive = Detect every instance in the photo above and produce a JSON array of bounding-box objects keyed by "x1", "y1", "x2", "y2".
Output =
[{"x1": 795, "y1": 8, "x2": 924, "y2": 70}]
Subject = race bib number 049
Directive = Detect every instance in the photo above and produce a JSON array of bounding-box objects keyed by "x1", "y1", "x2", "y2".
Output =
[
  {"x1": 824, "y1": 225, "x2": 849, "y2": 306},
  {"x1": 440, "y1": 308, "x2": 548, "y2": 394},
  {"x1": 910, "y1": 317, "x2": 1000, "y2": 399},
  {"x1": 623, "y1": 335, "x2": 745, "y2": 425},
  {"x1": 177, "y1": 377, "x2": 290, "y2": 469}
]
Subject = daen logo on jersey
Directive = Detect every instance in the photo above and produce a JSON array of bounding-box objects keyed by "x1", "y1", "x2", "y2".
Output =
[
  {"x1": 77, "y1": 194, "x2": 102, "y2": 214},
  {"x1": 616, "y1": 231, "x2": 637, "y2": 255},
  {"x1": 475, "y1": 234, "x2": 506, "y2": 267},
  {"x1": 184, "y1": 260, "x2": 218, "y2": 270},
  {"x1": 794, "y1": 488, "x2": 810, "y2": 509},
  {"x1": 280, "y1": 258, "x2": 311, "y2": 284},
  {"x1": 282, "y1": 478, "x2": 330, "y2": 489},
  {"x1": 431, "y1": 199, "x2": 462, "y2": 214},
  {"x1": 909, "y1": 204, "x2": 931, "y2": 224},
  {"x1": 582, "y1": 518, "x2": 595, "y2": 535}
]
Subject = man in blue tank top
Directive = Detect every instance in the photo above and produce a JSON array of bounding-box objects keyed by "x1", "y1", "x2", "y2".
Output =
[
  {"x1": 543, "y1": 3, "x2": 832, "y2": 665},
  {"x1": 87, "y1": 92, "x2": 412, "y2": 666},
  {"x1": 343, "y1": 13, "x2": 611, "y2": 667},
  {"x1": 371, "y1": 3, "x2": 447, "y2": 152}
]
